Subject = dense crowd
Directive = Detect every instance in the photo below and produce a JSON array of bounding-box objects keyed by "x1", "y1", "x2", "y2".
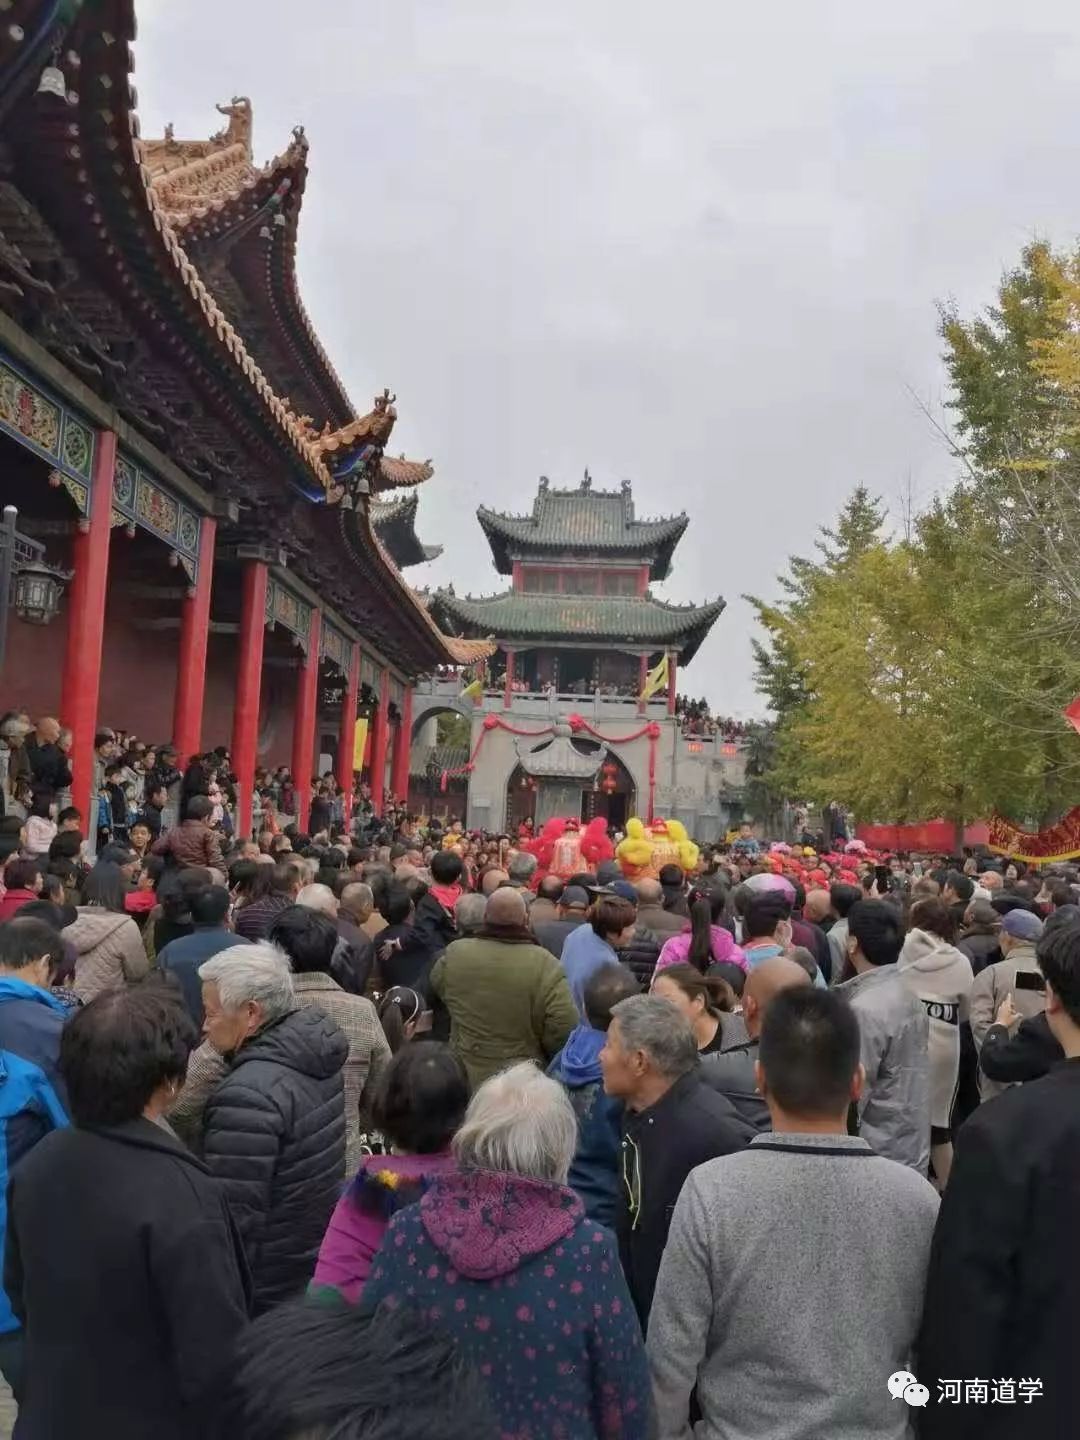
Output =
[
  {"x1": 0, "y1": 715, "x2": 1075, "y2": 1436},
  {"x1": 675, "y1": 696, "x2": 746, "y2": 740}
]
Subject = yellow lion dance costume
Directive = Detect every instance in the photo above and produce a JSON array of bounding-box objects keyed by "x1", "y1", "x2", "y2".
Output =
[{"x1": 616, "y1": 817, "x2": 699, "y2": 880}]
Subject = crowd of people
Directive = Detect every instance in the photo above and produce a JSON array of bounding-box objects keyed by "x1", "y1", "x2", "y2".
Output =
[
  {"x1": 675, "y1": 696, "x2": 746, "y2": 741},
  {"x1": 0, "y1": 710, "x2": 415, "y2": 856},
  {"x1": 0, "y1": 720, "x2": 1076, "y2": 1436}
]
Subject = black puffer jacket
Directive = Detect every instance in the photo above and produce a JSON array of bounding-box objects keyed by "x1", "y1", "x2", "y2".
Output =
[
  {"x1": 617, "y1": 923, "x2": 661, "y2": 989},
  {"x1": 202, "y1": 1007, "x2": 348, "y2": 1312}
]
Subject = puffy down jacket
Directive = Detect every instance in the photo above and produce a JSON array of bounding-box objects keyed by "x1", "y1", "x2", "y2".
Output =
[{"x1": 201, "y1": 1007, "x2": 347, "y2": 1312}]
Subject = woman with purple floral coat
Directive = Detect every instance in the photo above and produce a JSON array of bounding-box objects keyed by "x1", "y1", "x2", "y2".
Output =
[{"x1": 363, "y1": 1063, "x2": 651, "y2": 1440}]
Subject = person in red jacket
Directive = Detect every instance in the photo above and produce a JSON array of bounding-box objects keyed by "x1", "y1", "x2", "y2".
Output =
[{"x1": 0, "y1": 860, "x2": 43, "y2": 923}]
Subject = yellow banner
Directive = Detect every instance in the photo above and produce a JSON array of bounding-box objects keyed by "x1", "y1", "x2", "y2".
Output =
[
  {"x1": 352, "y1": 717, "x2": 369, "y2": 773},
  {"x1": 641, "y1": 654, "x2": 669, "y2": 701}
]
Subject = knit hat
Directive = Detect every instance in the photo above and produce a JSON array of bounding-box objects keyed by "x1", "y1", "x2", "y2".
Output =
[{"x1": 1000, "y1": 909, "x2": 1044, "y2": 941}]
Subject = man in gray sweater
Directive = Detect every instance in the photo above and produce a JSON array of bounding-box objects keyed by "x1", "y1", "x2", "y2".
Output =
[{"x1": 648, "y1": 986, "x2": 939, "y2": 1440}]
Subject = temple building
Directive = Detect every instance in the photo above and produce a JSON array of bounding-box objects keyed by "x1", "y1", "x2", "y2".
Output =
[
  {"x1": 415, "y1": 475, "x2": 743, "y2": 837},
  {"x1": 0, "y1": 4, "x2": 489, "y2": 831}
]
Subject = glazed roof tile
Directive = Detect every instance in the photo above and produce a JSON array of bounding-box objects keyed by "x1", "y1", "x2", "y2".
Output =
[
  {"x1": 24, "y1": 12, "x2": 458, "y2": 669},
  {"x1": 379, "y1": 456, "x2": 435, "y2": 489},
  {"x1": 478, "y1": 477, "x2": 688, "y2": 578},
  {"x1": 370, "y1": 492, "x2": 443, "y2": 567},
  {"x1": 140, "y1": 103, "x2": 355, "y2": 428},
  {"x1": 432, "y1": 590, "x2": 724, "y2": 663}
]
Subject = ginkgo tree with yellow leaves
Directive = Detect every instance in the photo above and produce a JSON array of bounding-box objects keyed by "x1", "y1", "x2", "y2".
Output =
[{"x1": 749, "y1": 240, "x2": 1080, "y2": 840}]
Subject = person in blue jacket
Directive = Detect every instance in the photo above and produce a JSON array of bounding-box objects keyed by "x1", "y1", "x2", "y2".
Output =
[
  {"x1": 547, "y1": 961, "x2": 639, "y2": 1226},
  {"x1": 0, "y1": 916, "x2": 71, "y2": 1398}
]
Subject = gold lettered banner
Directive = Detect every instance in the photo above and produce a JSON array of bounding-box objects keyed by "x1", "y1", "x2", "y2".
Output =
[{"x1": 988, "y1": 805, "x2": 1080, "y2": 864}]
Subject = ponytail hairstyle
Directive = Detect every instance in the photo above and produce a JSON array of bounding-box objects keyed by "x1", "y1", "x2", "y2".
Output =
[
  {"x1": 685, "y1": 896, "x2": 714, "y2": 973},
  {"x1": 378, "y1": 986, "x2": 423, "y2": 1053},
  {"x1": 652, "y1": 961, "x2": 735, "y2": 1018},
  {"x1": 685, "y1": 887, "x2": 734, "y2": 972}
]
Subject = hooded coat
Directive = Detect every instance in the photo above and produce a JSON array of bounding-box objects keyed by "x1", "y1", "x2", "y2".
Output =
[
  {"x1": 548, "y1": 1025, "x2": 624, "y2": 1225},
  {"x1": 65, "y1": 907, "x2": 150, "y2": 1003},
  {"x1": 898, "y1": 928, "x2": 974, "y2": 1130},
  {"x1": 202, "y1": 1006, "x2": 348, "y2": 1312},
  {"x1": 312, "y1": 1150, "x2": 458, "y2": 1302},
  {"x1": 363, "y1": 1170, "x2": 651, "y2": 1440}
]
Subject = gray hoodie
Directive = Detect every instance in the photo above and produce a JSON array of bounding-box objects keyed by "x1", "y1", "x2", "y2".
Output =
[
  {"x1": 897, "y1": 929, "x2": 973, "y2": 1130},
  {"x1": 838, "y1": 965, "x2": 930, "y2": 1174},
  {"x1": 648, "y1": 1132, "x2": 939, "y2": 1440}
]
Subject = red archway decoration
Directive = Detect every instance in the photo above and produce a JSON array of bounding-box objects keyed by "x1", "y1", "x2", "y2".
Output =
[{"x1": 440, "y1": 713, "x2": 662, "y2": 821}]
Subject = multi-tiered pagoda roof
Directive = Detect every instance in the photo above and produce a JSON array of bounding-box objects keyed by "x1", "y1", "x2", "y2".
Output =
[
  {"x1": 433, "y1": 475, "x2": 724, "y2": 664},
  {"x1": 478, "y1": 475, "x2": 688, "y2": 579}
]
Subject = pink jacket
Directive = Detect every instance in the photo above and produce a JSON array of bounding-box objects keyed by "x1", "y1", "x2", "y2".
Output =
[
  {"x1": 312, "y1": 1151, "x2": 457, "y2": 1302},
  {"x1": 655, "y1": 925, "x2": 748, "y2": 975}
]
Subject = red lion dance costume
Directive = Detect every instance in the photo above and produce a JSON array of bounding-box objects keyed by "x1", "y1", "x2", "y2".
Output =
[{"x1": 522, "y1": 817, "x2": 614, "y2": 880}]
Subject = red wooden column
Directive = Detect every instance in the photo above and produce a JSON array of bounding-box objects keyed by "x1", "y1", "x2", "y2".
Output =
[
  {"x1": 231, "y1": 560, "x2": 268, "y2": 838},
  {"x1": 503, "y1": 648, "x2": 515, "y2": 709},
  {"x1": 291, "y1": 609, "x2": 322, "y2": 832},
  {"x1": 61, "y1": 428, "x2": 116, "y2": 826},
  {"x1": 336, "y1": 643, "x2": 360, "y2": 827},
  {"x1": 370, "y1": 666, "x2": 391, "y2": 816},
  {"x1": 390, "y1": 684, "x2": 413, "y2": 802},
  {"x1": 172, "y1": 517, "x2": 217, "y2": 766},
  {"x1": 667, "y1": 651, "x2": 678, "y2": 716}
]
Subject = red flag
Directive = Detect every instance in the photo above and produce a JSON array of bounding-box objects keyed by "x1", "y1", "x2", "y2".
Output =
[{"x1": 1065, "y1": 696, "x2": 1080, "y2": 734}]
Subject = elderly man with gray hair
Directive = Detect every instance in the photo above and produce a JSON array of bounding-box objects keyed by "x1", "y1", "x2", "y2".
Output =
[
  {"x1": 199, "y1": 942, "x2": 349, "y2": 1313},
  {"x1": 454, "y1": 892, "x2": 487, "y2": 938},
  {"x1": 600, "y1": 993, "x2": 754, "y2": 1326},
  {"x1": 507, "y1": 849, "x2": 538, "y2": 899}
]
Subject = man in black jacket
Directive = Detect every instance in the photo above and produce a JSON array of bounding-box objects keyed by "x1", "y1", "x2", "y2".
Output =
[
  {"x1": 6, "y1": 985, "x2": 250, "y2": 1440},
  {"x1": 979, "y1": 1005, "x2": 1062, "y2": 1086},
  {"x1": 918, "y1": 916, "x2": 1080, "y2": 1439},
  {"x1": 199, "y1": 942, "x2": 347, "y2": 1313},
  {"x1": 600, "y1": 992, "x2": 754, "y2": 1326},
  {"x1": 23, "y1": 716, "x2": 71, "y2": 795}
]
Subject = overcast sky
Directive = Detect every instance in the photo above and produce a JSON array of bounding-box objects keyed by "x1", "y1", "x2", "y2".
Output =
[{"x1": 135, "y1": 1, "x2": 1080, "y2": 714}]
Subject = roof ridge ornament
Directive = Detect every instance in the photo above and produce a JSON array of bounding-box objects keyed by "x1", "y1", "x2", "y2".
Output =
[{"x1": 212, "y1": 96, "x2": 253, "y2": 155}]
